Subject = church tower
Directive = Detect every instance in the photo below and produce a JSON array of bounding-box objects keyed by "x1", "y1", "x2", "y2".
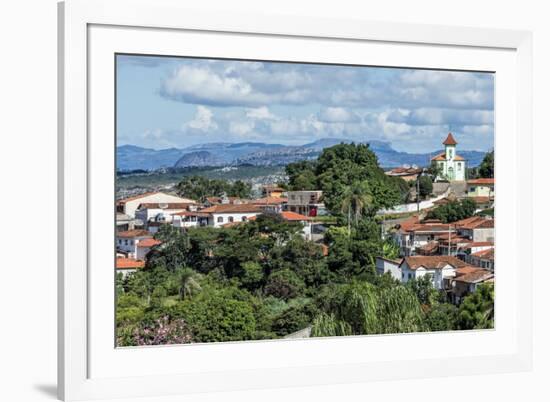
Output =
[
  {"x1": 443, "y1": 132, "x2": 458, "y2": 162},
  {"x1": 431, "y1": 132, "x2": 465, "y2": 182}
]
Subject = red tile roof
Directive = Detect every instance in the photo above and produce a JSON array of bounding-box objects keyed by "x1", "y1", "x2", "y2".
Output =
[
  {"x1": 402, "y1": 255, "x2": 468, "y2": 270},
  {"x1": 443, "y1": 132, "x2": 458, "y2": 145},
  {"x1": 454, "y1": 268, "x2": 494, "y2": 284},
  {"x1": 408, "y1": 223, "x2": 455, "y2": 233},
  {"x1": 467, "y1": 178, "x2": 495, "y2": 185},
  {"x1": 280, "y1": 211, "x2": 311, "y2": 221},
  {"x1": 251, "y1": 197, "x2": 288, "y2": 205},
  {"x1": 455, "y1": 216, "x2": 494, "y2": 230},
  {"x1": 430, "y1": 151, "x2": 464, "y2": 161},
  {"x1": 137, "y1": 238, "x2": 162, "y2": 248},
  {"x1": 116, "y1": 257, "x2": 145, "y2": 269},
  {"x1": 397, "y1": 215, "x2": 421, "y2": 232},
  {"x1": 471, "y1": 248, "x2": 495, "y2": 260},
  {"x1": 430, "y1": 152, "x2": 446, "y2": 161},
  {"x1": 117, "y1": 229, "x2": 151, "y2": 238},
  {"x1": 200, "y1": 204, "x2": 262, "y2": 214}
]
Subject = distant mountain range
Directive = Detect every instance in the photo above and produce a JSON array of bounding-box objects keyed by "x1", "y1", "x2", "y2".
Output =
[{"x1": 117, "y1": 138, "x2": 486, "y2": 171}]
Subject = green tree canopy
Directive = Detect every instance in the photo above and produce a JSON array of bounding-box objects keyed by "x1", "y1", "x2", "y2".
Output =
[
  {"x1": 175, "y1": 176, "x2": 251, "y2": 201},
  {"x1": 418, "y1": 175, "x2": 433, "y2": 199},
  {"x1": 427, "y1": 198, "x2": 477, "y2": 223},
  {"x1": 457, "y1": 283, "x2": 494, "y2": 330},
  {"x1": 478, "y1": 150, "x2": 494, "y2": 179}
]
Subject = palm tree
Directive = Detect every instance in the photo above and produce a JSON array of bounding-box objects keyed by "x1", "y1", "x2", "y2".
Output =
[
  {"x1": 176, "y1": 267, "x2": 201, "y2": 300},
  {"x1": 340, "y1": 181, "x2": 373, "y2": 232}
]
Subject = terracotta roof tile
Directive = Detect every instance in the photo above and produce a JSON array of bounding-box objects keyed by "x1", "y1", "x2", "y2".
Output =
[
  {"x1": 117, "y1": 229, "x2": 151, "y2": 238},
  {"x1": 280, "y1": 211, "x2": 311, "y2": 221},
  {"x1": 402, "y1": 255, "x2": 468, "y2": 270},
  {"x1": 430, "y1": 151, "x2": 465, "y2": 161},
  {"x1": 454, "y1": 268, "x2": 494, "y2": 284},
  {"x1": 471, "y1": 248, "x2": 495, "y2": 260},
  {"x1": 116, "y1": 257, "x2": 145, "y2": 269},
  {"x1": 251, "y1": 197, "x2": 288, "y2": 205},
  {"x1": 200, "y1": 204, "x2": 262, "y2": 214},
  {"x1": 467, "y1": 178, "x2": 495, "y2": 185},
  {"x1": 455, "y1": 216, "x2": 494, "y2": 229},
  {"x1": 136, "y1": 238, "x2": 162, "y2": 248},
  {"x1": 443, "y1": 132, "x2": 458, "y2": 145}
]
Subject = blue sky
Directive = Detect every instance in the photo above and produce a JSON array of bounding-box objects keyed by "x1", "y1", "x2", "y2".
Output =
[{"x1": 116, "y1": 55, "x2": 494, "y2": 153}]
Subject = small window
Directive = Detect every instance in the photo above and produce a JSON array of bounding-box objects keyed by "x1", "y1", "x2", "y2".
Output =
[
  {"x1": 217, "y1": 216, "x2": 223, "y2": 223},
  {"x1": 228, "y1": 216, "x2": 234, "y2": 223},
  {"x1": 458, "y1": 163, "x2": 462, "y2": 170},
  {"x1": 242, "y1": 216, "x2": 247, "y2": 222}
]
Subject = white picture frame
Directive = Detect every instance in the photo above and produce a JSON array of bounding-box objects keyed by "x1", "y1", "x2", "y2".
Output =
[{"x1": 58, "y1": 0, "x2": 533, "y2": 400}]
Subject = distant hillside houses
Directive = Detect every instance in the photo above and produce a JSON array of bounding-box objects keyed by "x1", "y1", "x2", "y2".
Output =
[{"x1": 115, "y1": 187, "x2": 328, "y2": 271}]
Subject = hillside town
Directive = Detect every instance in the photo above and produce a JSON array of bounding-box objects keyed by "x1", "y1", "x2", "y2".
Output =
[{"x1": 115, "y1": 133, "x2": 494, "y2": 345}]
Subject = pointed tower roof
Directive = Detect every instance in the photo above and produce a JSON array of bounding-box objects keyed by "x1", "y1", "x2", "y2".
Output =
[{"x1": 443, "y1": 132, "x2": 458, "y2": 145}]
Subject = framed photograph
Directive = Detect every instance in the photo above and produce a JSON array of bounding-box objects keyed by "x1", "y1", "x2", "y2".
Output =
[{"x1": 58, "y1": 0, "x2": 533, "y2": 400}]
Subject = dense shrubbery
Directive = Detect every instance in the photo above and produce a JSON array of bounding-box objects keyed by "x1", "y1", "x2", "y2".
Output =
[{"x1": 426, "y1": 198, "x2": 477, "y2": 223}]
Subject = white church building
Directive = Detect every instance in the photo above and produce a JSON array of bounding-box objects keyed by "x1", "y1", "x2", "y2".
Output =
[{"x1": 431, "y1": 133, "x2": 466, "y2": 181}]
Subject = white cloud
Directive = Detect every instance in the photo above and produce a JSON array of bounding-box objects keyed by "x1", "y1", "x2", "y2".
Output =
[
  {"x1": 318, "y1": 107, "x2": 360, "y2": 123},
  {"x1": 389, "y1": 108, "x2": 494, "y2": 126},
  {"x1": 246, "y1": 106, "x2": 277, "y2": 120},
  {"x1": 229, "y1": 121, "x2": 255, "y2": 136},
  {"x1": 182, "y1": 106, "x2": 218, "y2": 131}
]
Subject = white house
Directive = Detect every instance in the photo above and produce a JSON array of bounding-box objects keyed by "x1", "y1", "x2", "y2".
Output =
[
  {"x1": 430, "y1": 133, "x2": 466, "y2": 181},
  {"x1": 467, "y1": 178, "x2": 495, "y2": 198},
  {"x1": 199, "y1": 204, "x2": 262, "y2": 227},
  {"x1": 116, "y1": 191, "x2": 195, "y2": 218},
  {"x1": 398, "y1": 221, "x2": 456, "y2": 256},
  {"x1": 467, "y1": 248, "x2": 495, "y2": 271},
  {"x1": 135, "y1": 202, "x2": 199, "y2": 225},
  {"x1": 172, "y1": 211, "x2": 210, "y2": 229},
  {"x1": 375, "y1": 257, "x2": 403, "y2": 281},
  {"x1": 135, "y1": 238, "x2": 162, "y2": 261},
  {"x1": 399, "y1": 255, "x2": 469, "y2": 290},
  {"x1": 279, "y1": 211, "x2": 313, "y2": 240},
  {"x1": 116, "y1": 229, "x2": 152, "y2": 258},
  {"x1": 116, "y1": 257, "x2": 145, "y2": 278},
  {"x1": 455, "y1": 216, "x2": 495, "y2": 242},
  {"x1": 451, "y1": 266, "x2": 494, "y2": 303}
]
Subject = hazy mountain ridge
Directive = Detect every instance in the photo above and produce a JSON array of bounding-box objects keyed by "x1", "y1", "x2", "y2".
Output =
[{"x1": 117, "y1": 138, "x2": 486, "y2": 171}]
